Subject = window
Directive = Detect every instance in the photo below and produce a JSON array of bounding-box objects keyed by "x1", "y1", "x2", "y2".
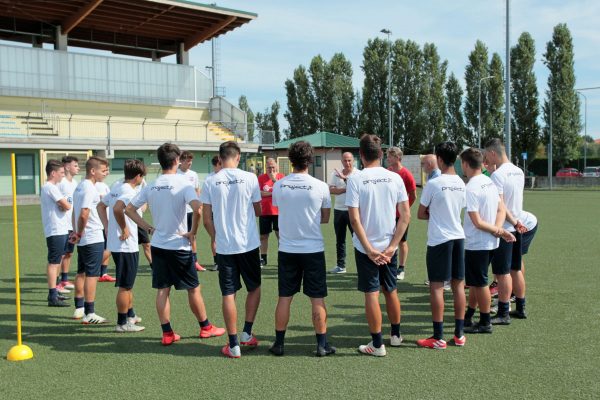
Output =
[{"x1": 315, "y1": 155, "x2": 322, "y2": 167}]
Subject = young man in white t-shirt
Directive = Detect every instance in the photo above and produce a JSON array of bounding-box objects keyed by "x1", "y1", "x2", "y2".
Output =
[
  {"x1": 95, "y1": 179, "x2": 116, "y2": 283},
  {"x1": 70, "y1": 156, "x2": 110, "y2": 323},
  {"x1": 417, "y1": 141, "x2": 466, "y2": 349},
  {"x1": 41, "y1": 160, "x2": 72, "y2": 307},
  {"x1": 200, "y1": 141, "x2": 262, "y2": 359},
  {"x1": 460, "y1": 148, "x2": 516, "y2": 334},
  {"x1": 125, "y1": 143, "x2": 224, "y2": 345},
  {"x1": 484, "y1": 139, "x2": 528, "y2": 324},
  {"x1": 269, "y1": 141, "x2": 335, "y2": 357},
  {"x1": 58, "y1": 155, "x2": 79, "y2": 292},
  {"x1": 346, "y1": 134, "x2": 410, "y2": 357},
  {"x1": 177, "y1": 150, "x2": 205, "y2": 272},
  {"x1": 207, "y1": 155, "x2": 222, "y2": 272},
  {"x1": 328, "y1": 151, "x2": 357, "y2": 274},
  {"x1": 98, "y1": 160, "x2": 147, "y2": 333}
]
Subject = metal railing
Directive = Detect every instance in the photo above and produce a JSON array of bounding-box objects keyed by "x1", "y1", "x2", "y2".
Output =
[{"x1": 210, "y1": 96, "x2": 247, "y2": 138}]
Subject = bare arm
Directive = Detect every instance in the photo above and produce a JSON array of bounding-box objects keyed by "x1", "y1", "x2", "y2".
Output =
[
  {"x1": 498, "y1": 194, "x2": 527, "y2": 233},
  {"x1": 253, "y1": 201, "x2": 262, "y2": 217},
  {"x1": 202, "y1": 203, "x2": 217, "y2": 256},
  {"x1": 261, "y1": 190, "x2": 273, "y2": 198},
  {"x1": 348, "y1": 207, "x2": 388, "y2": 265},
  {"x1": 329, "y1": 186, "x2": 346, "y2": 195},
  {"x1": 70, "y1": 208, "x2": 91, "y2": 244},
  {"x1": 57, "y1": 198, "x2": 71, "y2": 211},
  {"x1": 407, "y1": 190, "x2": 417, "y2": 207},
  {"x1": 125, "y1": 203, "x2": 154, "y2": 233},
  {"x1": 97, "y1": 202, "x2": 109, "y2": 232},
  {"x1": 113, "y1": 200, "x2": 130, "y2": 241},
  {"x1": 382, "y1": 201, "x2": 411, "y2": 258},
  {"x1": 320, "y1": 208, "x2": 331, "y2": 224},
  {"x1": 417, "y1": 204, "x2": 430, "y2": 220}
]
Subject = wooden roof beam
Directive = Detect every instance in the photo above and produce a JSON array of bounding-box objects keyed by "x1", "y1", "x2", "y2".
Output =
[
  {"x1": 184, "y1": 15, "x2": 235, "y2": 51},
  {"x1": 62, "y1": 0, "x2": 105, "y2": 35}
]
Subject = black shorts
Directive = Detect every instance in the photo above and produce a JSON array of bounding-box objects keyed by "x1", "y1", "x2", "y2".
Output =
[
  {"x1": 395, "y1": 217, "x2": 409, "y2": 242},
  {"x1": 259, "y1": 215, "x2": 279, "y2": 235},
  {"x1": 521, "y1": 224, "x2": 538, "y2": 255},
  {"x1": 426, "y1": 239, "x2": 465, "y2": 282},
  {"x1": 64, "y1": 230, "x2": 75, "y2": 254},
  {"x1": 217, "y1": 248, "x2": 261, "y2": 296},
  {"x1": 355, "y1": 249, "x2": 398, "y2": 293},
  {"x1": 465, "y1": 249, "x2": 494, "y2": 287},
  {"x1": 186, "y1": 212, "x2": 193, "y2": 233},
  {"x1": 492, "y1": 231, "x2": 523, "y2": 274},
  {"x1": 151, "y1": 246, "x2": 198, "y2": 290},
  {"x1": 137, "y1": 226, "x2": 150, "y2": 244},
  {"x1": 278, "y1": 251, "x2": 327, "y2": 298},
  {"x1": 77, "y1": 242, "x2": 104, "y2": 277},
  {"x1": 46, "y1": 234, "x2": 68, "y2": 264},
  {"x1": 112, "y1": 252, "x2": 139, "y2": 289}
]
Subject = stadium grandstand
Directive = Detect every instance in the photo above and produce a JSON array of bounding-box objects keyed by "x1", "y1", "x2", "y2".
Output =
[{"x1": 0, "y1": 0, "x2": 265, "y2": 197}]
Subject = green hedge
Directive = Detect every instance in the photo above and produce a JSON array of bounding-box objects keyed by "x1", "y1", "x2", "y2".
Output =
[{"x1": 527, "y1": 158, "x2": 600, "y2": 176}]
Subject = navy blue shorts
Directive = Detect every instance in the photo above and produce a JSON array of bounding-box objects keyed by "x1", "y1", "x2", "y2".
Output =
[
  {"x1": 112, "y1": 252, "x2": 139, "y2": 289},
  {"x1": 77, "y1": 242, "x2": 104, "y2": 277},
  {"x1": 278, "y1": 251, "x2": 327, "y2": 298},
  {"x1": 137, "y1": 226, "x2": 150, "y2": 244},
  {"x1": 354, "y1": 249, "x2": 398, "y2": 293},
  {"x1": 151, "y1": 246, "x2": 198, "y2": 290},
  {"x1": 217, "y1": 247, "x2": 261, "y2": 296},
  {"x1": 492, "y1": 231, "x2": 523, "y2": 274},
  {"x1": 521, "y1": 224, "x2": 537, "y2": 255},
  {"x1": 46, "y1": 234, "x2": 68, "y2": 264},
  {"x1": 186, "y1": 212, "x2": 193, "y2": 233},
  {"x1": 64, "y1": 230, "x2": 75, "y2": 254},
  {"x1": 259, "y1": 215, "x2": 279, "y2": 235},
  {"x1": 426, "y1": 239, "x2": 465, "y2": 282},
  {"x1": 465, "y1": 249, "x2": 494, "y2": 287}
]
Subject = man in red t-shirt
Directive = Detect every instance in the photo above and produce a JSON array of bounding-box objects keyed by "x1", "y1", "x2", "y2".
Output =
[
  {"x1": 258, "y1": 157, "x2": 285, "y2": 267},
  {"x1": 387, "y1": 147, "x2": 417, "y2": 280}
]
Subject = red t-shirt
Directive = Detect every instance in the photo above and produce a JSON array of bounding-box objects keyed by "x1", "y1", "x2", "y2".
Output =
[
  {"x1": 389, "y1": 166, "x2": 416, "y2": 216},
  {"x1": 258, "y1": 173, "x2": 285, "y2": 216}
]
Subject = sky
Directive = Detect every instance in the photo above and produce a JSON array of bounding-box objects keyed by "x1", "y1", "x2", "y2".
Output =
[{"x1": 184, "y1": 0, "x2": 600, "y2": 139}]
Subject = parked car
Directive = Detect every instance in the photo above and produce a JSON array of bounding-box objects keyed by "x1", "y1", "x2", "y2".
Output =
[
  {"x1": 582, "y1": 166, "x2": 600, "y2": 178},
  {"x1": 556, "y1": 168, "x2": 582, "y2": 177}
]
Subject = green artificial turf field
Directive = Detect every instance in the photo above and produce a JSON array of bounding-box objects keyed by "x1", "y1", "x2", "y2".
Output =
[{"x1": 1, "y1": 190, "x2": 598, "y2": 399}]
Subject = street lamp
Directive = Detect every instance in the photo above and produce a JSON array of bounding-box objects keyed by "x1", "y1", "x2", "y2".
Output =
[
  {"x1": 381, "y1": 28, "x2": 392, "y2": 147},
  {"x1": 576, "y1": 91, "x2": 587, "y2": 169},
  {"x1": 477, "y1": 75, "x2": 494, "y2": 149}
]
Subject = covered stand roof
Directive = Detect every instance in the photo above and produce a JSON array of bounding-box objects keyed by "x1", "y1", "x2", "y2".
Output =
[{"x1": 0, "y1": 0, "x2": 256, "y2": 58}]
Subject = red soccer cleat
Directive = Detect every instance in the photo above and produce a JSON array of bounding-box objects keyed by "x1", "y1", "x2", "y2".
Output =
[
  {"x1": 417, "y1": 337, "x2": 447, "y2": 350},
  {"x1": 99, "y1": 274, "x2": 116, "y2": 282},
  {"x1": 199, "y1": 324, "x2": 226, "y2": 338},
  {"x1": 221, "y1": 344, "x2": 241, "y2": 358},
  {"x1": 161, "y1": 331, "x2": 181, "y2": 346},
  {"x1": 452, "y1": 335, "x2": 466, "y2": 347},
  {"x1": 240, "y1": 333, "x2": 259, "y2": 347}
]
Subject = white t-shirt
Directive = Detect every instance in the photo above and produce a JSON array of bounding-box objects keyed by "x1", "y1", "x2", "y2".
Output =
[
  {"x1": 40, "y1": 182, "x2": 69, "y2": 238},
  {"x1": 73, "y1": 179, "x2": 104, "y2": 246},
  {"x1": 420, "y1": 174, "x2": 466, "y2": 247},
  {"x1": 272, "y1": 173, "x2": 331, "y2": 253},
  {"x1": 329, "y1": 168, "x2": 357, "y2": 211},
  {"x1": 200, "y1": 168, "x2": 261, "y2": 255},
  {"x1": 95, "y1": 181, "x2": 110, "y2": 197},
  {"x1": 177, "y1": 168, "x2": 199, "y2": 213},
  {"x1": 58, "y1": 177, "x2": 78, "y2": 230},
  {"x1": 521, "y1": 210, "x2": 537, "y2": 231},
  {"x1": 491, "y1": 163, "x2": 524, "y2": 232},
  {"x1": 345, "y1": 167, "x2": 409, "y2": 253},
  {"x1": 102, "y1": 182, "x2": 139, "y2": 253},
  {"x1": 464, "y1": 174, "x2": 500, "y2": 251},
  {"x1": 131, "y1": 174, "x2": 198, "y2": 251}
]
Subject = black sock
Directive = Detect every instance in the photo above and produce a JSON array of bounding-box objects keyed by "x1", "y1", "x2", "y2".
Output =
[
  {"x1": 454, "y1": 319, "x2": 464, "y2": 337},
  {"x1": 516, "y1": 297, "x2": 526, "y2": 312},
  {"x1": 433, "y1": 321, "x2": 444, "y2": 340},
  {"x1": 61, "y1": 272, "x2": 68, "y2": 282},
  {"x1": 84, "y1": 301, "x2": 94, "y2": 315},
  {"x1": 161, "y1": 322, "x2": 172, "y2": 333},
  {"x1": 316, "y1": 333, "x2": 327, "y2": 347},
  {"x1": 398, "y1": 265, "x2": 405, "y2": 272},
  {"x1": 127, "y1": 308, "x2": 135, "y2": 318},
  {"x1": 48, "y1": 288, "x2": 57, "y2": 300},
  {"x1": 199, "y1": 319, "x2": 210, "y2": 328},
  {"x1": 117, "y1": 313, "x2": 127, "y2": 325},
  {"x1": 465, "y1": 306, "x2": 476, "y2": 320},
  {"x1": 100, "y1": 265, "x2": 108, "y2": 276},
  {"x1": 75, "y1": 297, "x2": 84, "y2": 308},
  {"x1": 480, "y1": 312, "x2": 491, "y2": 326},
  {"x1": 243, "y1": 321, "x2": 253, "y2": 335},
  {"x1": 213, "y1": 255, "x2": 218, "y2": 264},
  {"x1": 391, "y1": 323, "x2": 400, "y2": 337},
  {"x1": 275, "y1": 330, "x2": 286, "y2": 345},
  {"x1": 261, "y1": 254, "x2": 267, "y2": 263},
  {"x1": 228, "y1": 334, "x2": 239, "y2": 348},
  {"x1": 371, "y1": 332, "x2": 383, "y2": 348},
  {"x1": 498, "y1": 301, "x2": 510, "y2": 317}
]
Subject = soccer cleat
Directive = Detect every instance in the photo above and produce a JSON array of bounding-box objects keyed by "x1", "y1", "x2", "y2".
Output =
[
  {"x1": 115, "y1": 322, "x2": 145, "y2": 333},
  {"x1": 489, "y1": 281, "x2": 499, "y2": 297},
  {"x1": 82, "y1": 313, "x2": 108, "y2": 324},
  {"x1": 162, "y1": 331, "x2": 181, "y2": 346},
  {"x1": 329, "y1": 266, "x2": 347, "y2": 274},
  {"x1": 464, "y1": 322, "x2": 493, "y2": 334},
  {"x1": 358, "y1": 341, "x2": 386, "y2": 357},
  {"x1": 128, "y1": 316, "x2": 142, "y2": 324},
  {"x1": 221, "y1": 344, "x2": 241, "y2": 358},
  {"x1": 260, "y1": 258, "x2": 267, "y2": 267},
  {"x1": 490, "y1": 315, "x2": 511, "y2": 325},
  {"x1": 199, "y1": 324, "x2": 226, "y2": 338},
  {"x1": 452, "y1": 335, "x2": 466, "y2": 347},
  {"x1": 397, "y1": 271, "x2": 405, "y2": 280},
  {"x1": 62, "y1": 281, "x2": 75, "y2": 290},
  {"x1": 510, "y1": 294, "x2": 516, "y2": 303},
  {"x1": 269, "y1": 343, "x2": 284, "y2": 356},
  {"x1": 316, "y1": 343, "x2": 336, "y2": 357},
  {"x1": 464, "y1": 318, "x2": 473, "y2": 328},
  {"x1": 195, "y1": 262, "x2": 206, "y2": 272},
  {"x1": 208, "y1": 264, "x2": 219, "y2": 272},
  {"x1": 57, "y1": 294, "x2": 70, "y2": 301},
  {"x1": 509, "y1": 309, "x2": 527, "y2": 319},
  {"x1": 73, "y1": 307, "x2": 85, "y2": 319},
  {"x1": 48, "y1": 297, "x2": 70, "y2": 307},
  {"x1": 443, "y1": 281, "x2": 451, "y2": 291},
  {"x1": 424, "y1": 279, "x2": 430, "y2": 286},
  {"x1": 99, "y1": 274, "x2": 116, "y2": 283},
  {"x1": 56, "y1": 282, "x2": 71, "y2": 294},
  {"x1": 240, "y1": 332, "x2": 259, "y2": 347},
  {"x1": 390, "y1": 335, "x2": 404, "y2": 347},
  {"x1": 417, "y1": 337, "x2": 447, "y2": 350}
]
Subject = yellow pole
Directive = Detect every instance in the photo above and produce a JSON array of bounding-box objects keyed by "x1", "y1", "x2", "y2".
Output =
[{"x1": 6, "y1": 153, "x2": 34, "y2": 361}]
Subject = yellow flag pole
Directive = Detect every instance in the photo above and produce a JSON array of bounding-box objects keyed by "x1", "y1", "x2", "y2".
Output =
[{"x1": 6, "y1": 153, "x2": 33, "y2": 361}]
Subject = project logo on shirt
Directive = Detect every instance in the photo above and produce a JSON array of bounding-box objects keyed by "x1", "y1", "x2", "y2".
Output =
[
  {"x1": 150, "y1": 185, "x2": 174, "y2": 192},
  {"x1": 441, "y1": 186, "x2": 465, "y2": 192},
  {"x1": 280, "y1": 184, "x2": 313, "y2": 191},
  {"x1": 215, "y1": 179, "x2": 245, "y2": 186},
  {"x1": 362, "y1": 178, "x2": 392, "y2": 185}
]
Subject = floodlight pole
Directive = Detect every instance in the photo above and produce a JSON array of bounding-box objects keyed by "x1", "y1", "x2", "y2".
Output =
[
  {"x1": 478, "y1": 75, "x2": 494, "y2": 149},
  {"x1": 549, "y1": 93, "x2": 553, "y2": 190},
  {"x1": 381, "y1": 28, "x2": 392, "y2": 147},
  {"x1": 505, "y1": 0, "x2": 512, "y2": 159}
]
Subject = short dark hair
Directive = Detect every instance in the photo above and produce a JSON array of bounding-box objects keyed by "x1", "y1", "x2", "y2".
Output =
[
  {"x1": 62, "y1": 155, "x2": 78, "y2": 164},
  {"x1": 435, "y1": 141, "x2": 459, "y2": 167},
  {"x1": 124, "y1": 159, "x2": 146, "y2": 180},
  {"x1": 86, "y1": 156, "x2": 108, "y2": 173},
  {"x1": 460, "y1": 147, "x2": 483, "y2": 170},
  {"x1": 359, "y1": 134, "x2": 382, "y2": 162},
  {"x1": 484, "y1": 138, "x2": 505, "y2": 156},
  {"x1": 157, "y1": 143, "x2": 181, "y2": 170},
  {"x1": 211, "y1": 155, "x2": 219, "y2": 167},
  {"x1": 180, "y1": 150, "x2": 194, "y2": 161},
  {"x1": 45, "y1": 159, "x2": 63, "y2": 176},
  {"x1": 288, "y1": 141, "x2": 314, "y2": 170},
  {"x1": 219, "y1": 141, "x2": 240, "y2": 161}
]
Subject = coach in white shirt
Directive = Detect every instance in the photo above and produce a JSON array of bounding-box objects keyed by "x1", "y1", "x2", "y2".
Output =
[{"x1": 346, "y1": 134, "x2": 410, "y2": 357}]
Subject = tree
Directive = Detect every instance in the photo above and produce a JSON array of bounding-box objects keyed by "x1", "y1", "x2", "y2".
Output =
[
  {"x1": 542, "y1": 23, "x2": 582, "y2": 167},
  {"x1": 359, "y1": 38, "x2": 388, "y2": 139},
  {"x1": 510, "y1": 32, "x2": 540, "y2": 160},
  {"x1": 486, "y1": 53, "x2": 505, "y2": 143},
  {"x1": 283, "y1": 65, "x2": 315, "y2": 138},
  {"x1": 329, "y1": 53, "x2": 356, "y2": 135},
  {"x1": 464, "y1": 40, "x2": 490, "y2": 146},
  {"x1": 255, "y1": 101, "x2": 281, "y2": 143},
  {"x1": 238, "y1": 95, "x2": 255, "y2": 141},
  {"x1": 445, "y1": 73, "x2": 469, "y2": 149},
  {"x1": 421, "y1": 43, "x2": 447, "y2": 150}
]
